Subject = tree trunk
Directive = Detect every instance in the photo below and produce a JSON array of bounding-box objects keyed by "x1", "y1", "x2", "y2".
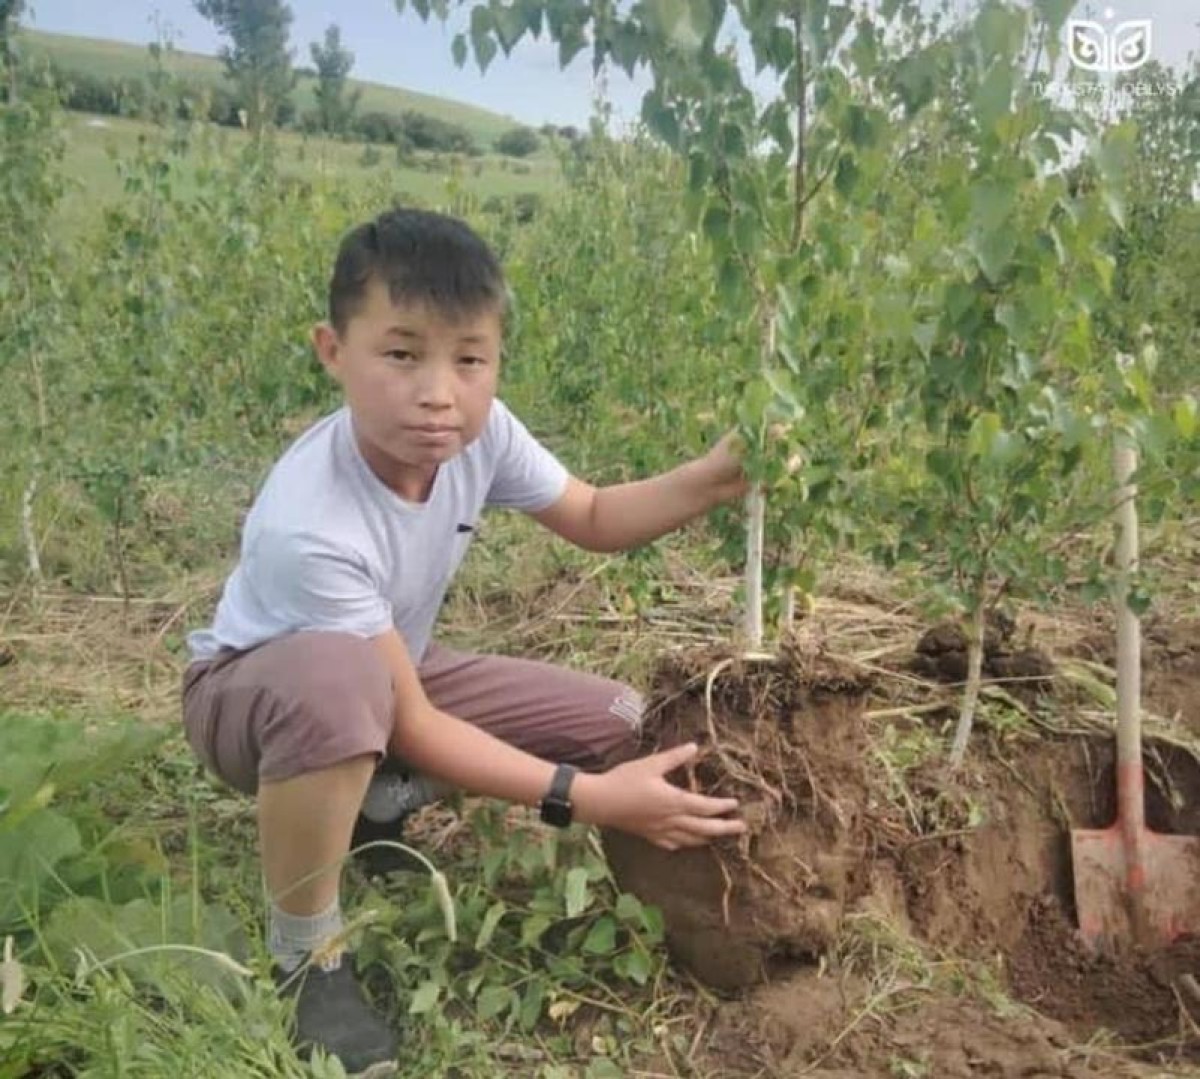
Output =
[
  {"x1": 949, "y1": 581, "x2": 988, "y2": 768},
  {"x1": 743, "y1": 308, "x2": 777, "y2": 650}
]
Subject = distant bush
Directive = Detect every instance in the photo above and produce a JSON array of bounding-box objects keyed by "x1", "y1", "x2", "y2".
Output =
[
  {"x1": 350, "y1": 108, "x2": 476, "y2": 153},
  {"x1": 51, "y1": 65, "x2": 146, "y2": 119},
  {"x1": 481, "y1": 192, "x2": 543, "y2": 224},
  {"x1": 355, "y1": 109, "x2": 403, "y2": 144},
  {"x1": 359, "y1": 145, "x2": 382, "y2": 167},
  {"x1": 496, "y1": 126, "x2": 540, "y2": 158},
  {"x1": 537, "y1": 123, "x2": 579, "y2": 142},
  {"x1": 400, "y1": 110, "x2": 475, "y2": 154},
  {"x1": 513, "y1": 192, "x2": 542, "y2": 222}
]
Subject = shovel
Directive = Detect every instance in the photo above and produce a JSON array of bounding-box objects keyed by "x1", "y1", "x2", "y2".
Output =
[{"x1": 1071, "y1": 436, "x2": 1200, "y2": 951}]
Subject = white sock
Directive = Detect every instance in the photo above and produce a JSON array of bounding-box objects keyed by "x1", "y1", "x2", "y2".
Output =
[
  {"x1": 268, "y1": 898, "x2": 343, "y2": 973},
  {"x1": 360, "y1": 772, "x2": 447, "y2": 823}
]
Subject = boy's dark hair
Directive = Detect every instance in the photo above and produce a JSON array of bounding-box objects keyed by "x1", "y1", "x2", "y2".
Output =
[{"x1": 329, "y1": 207, "x2": 507, "y2": 334}]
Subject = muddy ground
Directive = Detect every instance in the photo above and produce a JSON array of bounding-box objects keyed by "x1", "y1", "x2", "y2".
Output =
[{"x1": 605, "y1": 618, "x2": 1200, "y2": 1078}]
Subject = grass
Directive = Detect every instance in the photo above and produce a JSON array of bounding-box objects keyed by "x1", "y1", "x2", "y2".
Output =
[
  {"x1": 20, "y1": 28, "x2": 523, "y2": 146},
  {"x1": 54, "y1": 111, "x2": 562, "y2": 235}
]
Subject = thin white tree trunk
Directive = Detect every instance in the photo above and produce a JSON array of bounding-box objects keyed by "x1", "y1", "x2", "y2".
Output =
[
  {"x1": 744, "y1": 485, "x2": 765, "y2": 649},
  {"x1": 782, "y1": 583, "x2": 796, "y2": 631},
  {"x1": 743, "y1": 308, "x2": 777, "y2": 651},
  {"x1": 24, "y1": 350, "x2": 47, "y2": 589},
  {"x1": 949, "y1": 583, "x2": 988, "y2": 768},
  {"x1": 21, "y1": 469, "x2": 42, "y2": 584}
]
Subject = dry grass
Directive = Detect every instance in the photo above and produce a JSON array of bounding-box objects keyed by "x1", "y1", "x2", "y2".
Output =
[{"x1": 0, "y1": 568, "x2": 224, "y2": 724}]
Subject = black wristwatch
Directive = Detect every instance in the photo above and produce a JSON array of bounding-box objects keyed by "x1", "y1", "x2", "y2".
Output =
[{"x1": 538, "y1": 763, "x2": 577, "y2": 828}]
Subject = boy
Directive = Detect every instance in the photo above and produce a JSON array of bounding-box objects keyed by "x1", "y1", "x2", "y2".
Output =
[{"x1": 182, "y1": 207, "x2": 748, "y2": 1072}]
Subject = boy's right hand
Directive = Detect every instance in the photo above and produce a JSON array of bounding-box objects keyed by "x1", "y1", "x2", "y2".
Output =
[{"x1": 573, "y1": 742, "x2": 746, "y2": 851}]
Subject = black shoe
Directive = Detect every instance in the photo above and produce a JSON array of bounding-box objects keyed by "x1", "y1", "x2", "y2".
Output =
[
  {"x1": 350, "y1": 813, "x2": 423, "y2": 877},
  {"x1": 274, "y1": 957, "x2": 397, "y2": 1073}
]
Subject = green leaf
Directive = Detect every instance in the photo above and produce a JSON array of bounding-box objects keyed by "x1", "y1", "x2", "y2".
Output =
[
  {"x1": 969, "y1": 177, "x2": 1018, "y2": 236},
  {"x1": 702, "y1": 203, "x2": 730, "y2": 244},
  {"x1": 470, "y1": 7, "x2": 498, "y2": 71},
  {"x1": 639, "y1": 903, "x2": 665, "y2": 939},
  {"x1": 975, "y1": 2, "x2": 1023, "y2": 59},
  {"x1": 616, "y1": 947, "x2": 652, "y2": 985},
  {"x1": 968, "y1": 178, "x2": 1020, "y2": 282},
  {"x1": 451, "y1": 33, "x2": 468, "y2": 67},
  {"x1": 641, "y1": 92, "x2": 679, "y2": 148},
  {"x1": 476, "y1": 983, "x2": 514, "y2": 1020},
  {"x1": 894, "y1": 50, "x2": 938, "y2": 114},
  {"x1": 557, "y1": 26, "x2": 587, "y2": 66},
  {"x1": 564, "y1": 866, "x2": 590, "y2": 918},
  {"x1": 475, "y1": 901, "x2": 506, "y2": 950},
  {"x1": 493, "y1": 3, "x2": 527, "y2": 53},
  {"x1": 521, "y1": 913, "x2": 550, "y2": 947},
  {"x1": 410, "y1": 980, "x2": 441, "y2": 1014},
  {"x1": 582, "y1": 915, "x2": 617, "y2": 955},
  {"x1": 969, "y1": 415, "x2": 1003, "y2": 461},
  {"x1": 834, "y1": 153, "x2": 859, "y2": 198},
  {"x1": 721, "y1": 122, "x2": 749, "y2": 160},
  {"x1": 519, "y1": 979, "x2": 546, "y2": 1030},
  {"x1": 973, "y1": 63, "x2": 1014, "y2": 132},
  {"x1": 912, "y1": 320, "x2": 938, "y2": 359},
  {"x1": 1173, "y1": 395, "x2": 1198, "y2": 440},
  {"x1": 762, "y1": 101, "x2": 793, "y2": 157},
  {"x1": 0, "y1": 810, "x2": 80, "y2": 930},
  {"x1": 842, "y1": 104, "x2": 876, "y2": 149},
  {"x1": 614, "y1": 892, "x2": 644, "y2": 924}
]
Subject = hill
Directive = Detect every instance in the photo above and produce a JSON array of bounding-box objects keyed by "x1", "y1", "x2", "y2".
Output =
[{"x1": 18, "y1": 28, "x2": 523, "y2": 146}]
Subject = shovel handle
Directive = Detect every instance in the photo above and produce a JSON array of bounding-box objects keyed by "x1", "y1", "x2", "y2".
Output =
[{"x1": 1113, "y1": 437, "x2": 1145, "y2": 840}]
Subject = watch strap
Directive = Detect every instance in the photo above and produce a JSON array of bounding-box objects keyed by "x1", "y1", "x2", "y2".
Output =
[{"x1": 547, "y1": 763, "x2": 576, "y2": 804}]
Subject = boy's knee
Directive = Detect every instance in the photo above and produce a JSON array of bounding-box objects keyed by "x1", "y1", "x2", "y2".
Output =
[
  {"x1": 188, "y1": 632, "x2": 395, "y2": 796},
  {"x1": 258, "y1": 632, "x2": 394, "y2": 781}
]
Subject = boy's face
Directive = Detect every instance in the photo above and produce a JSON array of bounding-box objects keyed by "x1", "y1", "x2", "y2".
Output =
[{"x1": 313, "y1": 278, "x2": 501, "y2": 501}]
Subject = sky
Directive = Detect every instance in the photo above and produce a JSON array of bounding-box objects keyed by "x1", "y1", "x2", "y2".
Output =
[{"x1": 21, "y1": 0, "x2": 1199, "y2": 130}]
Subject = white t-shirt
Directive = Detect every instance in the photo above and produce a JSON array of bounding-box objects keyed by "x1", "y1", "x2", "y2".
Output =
[{"x1": 187, "y1": 399, "x2": 569, "y2": 663}]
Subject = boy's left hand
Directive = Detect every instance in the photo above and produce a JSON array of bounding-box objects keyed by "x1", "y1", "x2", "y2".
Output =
[{"x1": 702, "y1": 431, "x2": 751, "y2": 503}]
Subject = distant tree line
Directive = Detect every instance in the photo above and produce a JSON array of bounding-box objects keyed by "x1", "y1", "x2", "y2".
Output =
[
  {"x1": 6, "y1": 0, "x2": 562, "y2": 159},
  {"x1": 43, "y1": 66, "x2": 567, "y2": 160}
]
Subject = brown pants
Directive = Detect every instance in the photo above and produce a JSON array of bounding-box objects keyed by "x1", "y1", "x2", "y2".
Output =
[{"x1": 182, "y1": 631, "x2": 644, "y2": 796}]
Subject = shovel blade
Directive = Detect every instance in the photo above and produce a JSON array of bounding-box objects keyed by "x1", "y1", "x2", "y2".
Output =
[{"x1": 1072, "y1": 826, "x2": 1200, "y2": 951}]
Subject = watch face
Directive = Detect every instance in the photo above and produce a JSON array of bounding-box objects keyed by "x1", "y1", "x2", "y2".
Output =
[{"x1": 540, "y1": 798, "x2": 572, "y2": 828}]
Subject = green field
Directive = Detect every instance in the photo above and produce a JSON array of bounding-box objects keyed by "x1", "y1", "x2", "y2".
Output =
[
  {"x1": 24, "y1": 29, "x2": 563, "y2": 235},
  {"x1": 58, "y1": 111, "x2": 561, "y2": 230},
  {"x1": 21, "y1": 28, "x2": 524, "y2": 146}
]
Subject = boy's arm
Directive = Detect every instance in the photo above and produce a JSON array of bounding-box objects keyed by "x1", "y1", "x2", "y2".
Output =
[
  {"x1": 373, "y1": 629, "x2": 744, "y2": 850},
  {"x1": 531, "y1": 432, "x2": 747, "y2": 554}
]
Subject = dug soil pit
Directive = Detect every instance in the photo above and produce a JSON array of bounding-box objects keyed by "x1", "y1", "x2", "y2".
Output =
[
  {"x1": 605, "y1": 636, "x2": 1200, "y2": 1075},
  {"x1": 603, "y1": 640, "x2": 874, "y2": 991}
]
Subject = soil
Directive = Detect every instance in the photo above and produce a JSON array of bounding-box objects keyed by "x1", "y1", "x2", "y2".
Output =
[
  {"x1": 604, "y1": 622, "x2": 1200, "y2": 1076},
  {"x1": 702, "y1": 974, "x2": 1161, "y2": 1077},
  {"x1": 603, "y1": 640, "x2": 874, "y2": 990},
  {"x1": 1009, "y1": 897, "x2": 1200, "y2": 1050},
  {"x1": 912, "y1": 611, "x2": 1057, "y2": 695}
]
